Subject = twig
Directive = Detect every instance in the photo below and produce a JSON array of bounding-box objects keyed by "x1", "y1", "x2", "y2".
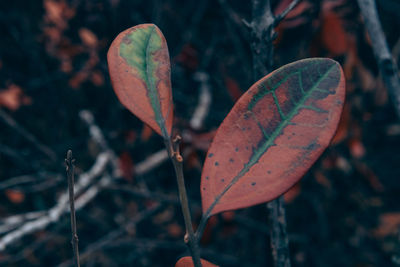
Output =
[
  {"x1": 0, "y1": 211, "x2": 46, "y2": 234},
  {"x1": 247, "y1": 0, "x2": 276, "y2": 79},
  {"x1": 0, "y1": 172, "x2": 60, "y2": 191},
  {"x1": 191, "y1": 72, "x2": 212, "y2": 130},
  {"x1": 274, "y1": 0, "x2": 301, "y2": 26},
  {"x1": 57, "y1": 204, "x2": 164, "y2": 267},
  {"x1": 65, "y1": 150, "x2": 80, "y2": 267},
  {"x1": 75, "y1": 109, "x2": 201, "y2": 265},
  {"x1": 0, "y1": 109, "x2": 57, "y2": 160},
  {"x1": 356, "y1": 0, "x2": 400, "y2": 118},
  {"x1": 245, "y1": 0, "x2": 300, "y2": 80},
  {"x1": 0, "y1": 142, "x2": 169, "y2": 249},
  {"x1": 79, "y1": 110, "x2": 120, "y2": 177},
  {"x1": 0, "y1": 152, "x2": 110, "y2": 251},
  {"x1": 0, "y1": 109, "x2": 174, "y2": 253},
  {"x1": 267, "y1": 196, "x2": 290, "y2": 267},
  {"x1": 0, "y1": 144, "x2": 32, "y2": 168},
  {"x1": 134, "y1": 149, "x2": 168, "y2": 175},
  {"x1": 247, "y1": 0, "x2": 300, "y2": 266},
  {"x1": 165, "y1": 136, "x2": 202, "y2": 267}
]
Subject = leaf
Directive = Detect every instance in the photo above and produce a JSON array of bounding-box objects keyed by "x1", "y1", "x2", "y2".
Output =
[
  {"x1": 201, "y1": 58, "x2": 345, "y2": 216},
  {"x1": 107, "y1": 24, "x2": 173, "y2": 139},
  {"x1": 5, "y1": 189, "x2": 25, "y2": 204},
  {"x1": 373, "y1": 213, "x2": 400, "y2": 238},
  {"x1": 118, "y1": 151, "x2": 134, "y2": 182},
  {"x1": 175, "y1": 257, "x2": 218, "y2": 267},
  {"x1": 320, "y1": 12, "x2": 349, "y2": 56},
  {"x1": 0, "y1": 84, "x2": 32, "y2": 111},
  {"x1": 79, "y1": 28, "x2": 98, "y2": 48}
]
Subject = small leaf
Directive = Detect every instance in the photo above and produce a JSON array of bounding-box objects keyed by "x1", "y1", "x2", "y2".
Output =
[
  {"x1": 107, "y1": 24, "x2": 173, "y2": 139},
  {"x1": 201, "y1": 58, "x2": 345, "y2": 216},
  {"x1": 175, "y1": 257, "x2": 218, "y2": 267}
]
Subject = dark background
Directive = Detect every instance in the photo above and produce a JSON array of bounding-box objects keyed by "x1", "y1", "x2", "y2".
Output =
[{"x1": 0, "y1": 0, "x2": 399, "y2": 266}]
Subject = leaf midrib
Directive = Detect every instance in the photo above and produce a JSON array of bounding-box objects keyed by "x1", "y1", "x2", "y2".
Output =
[{"x1": 144, "y1": 26, "x2": 169, "y2": 139}]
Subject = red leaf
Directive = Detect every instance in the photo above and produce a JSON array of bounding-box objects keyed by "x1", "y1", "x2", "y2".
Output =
[
  {"x1": 175, "y1": 44, "x2": 199, "y2": 71},
  {"x1": 175, "y1": 257, "x2": 218, "y2": 267},
  {"x1": 201, "y1": 58, "x2": 345, "y2": 216},
  {"x1": 79, "y1": 28, "x2": 98, "y2": 48},
  {"x1": 0, "y1": 84, "x2": 32, "y2": 111},
  {"x1": 118, "y1": 151, "x2": 134, "y2": 182},
  {"x1": 5, "y1": 189, "x2": 25, "y2": 204},
  {"x1": 224, "y1": 77, "x2": 243, "y2": 101},
  {"x1": 320, "y1": 12, "x2": 349, "y2": 56},
  {"x1": 140, "y1": 124, "x2": 154, "y2": 142},
  {"x1": 374, "y1": 213, "x2": 400, "y2": 238},
  {"x1": 108, "y1": 24, "x2": 173, "y2": 139}
]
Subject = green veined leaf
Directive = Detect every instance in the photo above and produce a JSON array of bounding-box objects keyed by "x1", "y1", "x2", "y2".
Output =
[
  {"x1": 107, "y1": 24, "x2": 173, "y2": 139},
  {"x1": 201, "y1": 58, "x2": 345, "y2": 216}
]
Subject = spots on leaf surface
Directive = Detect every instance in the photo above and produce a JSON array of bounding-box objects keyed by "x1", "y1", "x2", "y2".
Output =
[{"x1": 200, "y1": 58, "x2": 345, "y2": 216}]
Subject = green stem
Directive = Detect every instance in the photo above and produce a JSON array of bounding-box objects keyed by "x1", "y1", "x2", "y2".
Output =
[{"x1": 165, "y1": 138, "x2": 202, "y2": 267}]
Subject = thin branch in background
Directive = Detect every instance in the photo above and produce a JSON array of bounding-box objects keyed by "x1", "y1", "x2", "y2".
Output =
[
  {"x1": 0, "y1": 144, "x2": 32, "y2": 169},
  {"x1": 134, "y1": 149, "x2": 168, "y2": 176},
  {"x1": 267, "y1": 196, "x2": 291, "y2": 267},
  {"x1": 0, "y1": 152, "x2": 110, "y2": 251},
  {"x1": 79, "y1": 110, "x2": 120, "y2": 177},
  {"x1": 0, "y1": 173, "x2": 63, "y2": 193},
  {"x1": 0, "y1": 211, "x2": 46, "y2": 235},
  {"x1": 57, "y1": 204, "x2": 164, "y2": 267},
  {"x1": 274, "y1": 0, "x2": 301, "y2": 26},
  {"x1": 0, "y1": 110, "x2": 174, "y2": 251},
  {"x1": 0, "y1": 109, "x2": 57, "y2": 160},
  {"x1": 190, "y1": 72, "x2": 212, "y2": 130},
  {"x1": 356, "y1": 0, "x2": 400, "y2": 118},
  {"x1": 65, "y1": 150, "x2": 80, "y2": 267},
  {"x1": 246, "y1": 0, "x2": 300, "y2": 266}
]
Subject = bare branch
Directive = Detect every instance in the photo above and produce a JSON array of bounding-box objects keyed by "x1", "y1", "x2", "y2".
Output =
[
  {"x1": 274, "y1": 0, "x2": 301, "y2": 26},
  {"x1": 247, "y1": 1, "x2": 295, "y2": 266},
  {"x1": 357, "y1": 0, "x2": 400, "y2": 118},
  {"x1": 57, "y1": 204, "x2": 163, "y2": 267},
  {"x1": 0, "y1": 211, "x2": 46, "y2": 234},
  {"x1": 79, "y1": 110, "x2": 120, "y2": 177},
  {"x1": 0, "y1": 113, "x2": 171, "y2": 251},
  {"x1": 65, "y1": 150, "x2": 80, "y2": 267},
  {"x1": 190, "y1": 72, "x2": 212, "y2": 130},
  {"x1": 0, "y1": 152, "x2": 110, "y2": 251},
  {"x1": 134, "y1": 149, "x2": 168, "y2": 175},
  {"x1": 267, "y1": 196, "x2": 291, "y2": 267},
  {"x1": 0, "y1": 109, "x2": 57, "y2": 160}
]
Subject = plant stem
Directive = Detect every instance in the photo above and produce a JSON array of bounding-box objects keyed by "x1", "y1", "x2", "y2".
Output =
[
  {"x1": 164, "y1": 137, "x2": 202, "y2": 267},
  {"x1": 356, "y1": 0, "x2": 400, "y2": 118},
  {"x1": 267, "y1": 196, "x2": 291, "y2": 267},
  {"x1": 247, "y1": 0, "x2": 300, "y2": 266},
  {"x1": 65, "y1": 150, "x2": 80, "y2": 267}
]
